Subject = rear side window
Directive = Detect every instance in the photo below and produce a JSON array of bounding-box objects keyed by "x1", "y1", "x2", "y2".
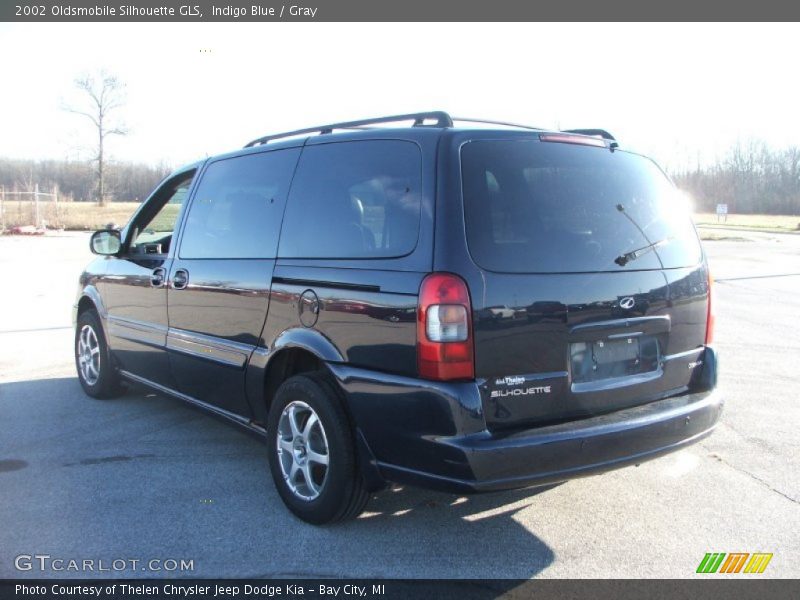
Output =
[
  {"x1": 461, "y1": 140, "x2": 702, "y2": 273},
  {"x1": 179, "y1": 148, "x2": 300, "y2": 259},
  {"x1": 278, "y1": 140, "x2": 422, "y2": 259}
]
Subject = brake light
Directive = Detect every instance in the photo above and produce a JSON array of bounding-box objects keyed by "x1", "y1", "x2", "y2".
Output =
[
  {"x1": 705, "y1": 271, "x2": 715, "y2": 344},
  {"x1": 539, "y1": 133, "x2": 607, "y2": 148},
  {"x1": 417, "y1": 273, "x2": 474, "y2": 381}
]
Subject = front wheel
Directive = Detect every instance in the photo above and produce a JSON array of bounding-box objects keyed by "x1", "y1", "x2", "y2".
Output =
[
  {"x1": 75, "y1": 310, "x2": 125, "y2": 398},
  {"x1": 266, "y1": 373, "x2": 369, "y2": 524}
]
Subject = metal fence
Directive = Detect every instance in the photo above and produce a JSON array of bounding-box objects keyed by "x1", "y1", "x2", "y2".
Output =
[{"x1": 0, "y1": 185, "x2": 60, "y2": 230}]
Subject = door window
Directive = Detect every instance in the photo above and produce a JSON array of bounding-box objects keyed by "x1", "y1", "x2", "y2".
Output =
[{"x1": 179, "y1": 148, "x2": 301, "y2": 259}]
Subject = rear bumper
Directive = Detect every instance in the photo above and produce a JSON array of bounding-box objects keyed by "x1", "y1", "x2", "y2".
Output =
[
  {"x1": 328, "y1": 346, "x2": 722, "y2": 494},
  {"x1": 378, "y1": 388, "x2": 722, "y2": 493}
]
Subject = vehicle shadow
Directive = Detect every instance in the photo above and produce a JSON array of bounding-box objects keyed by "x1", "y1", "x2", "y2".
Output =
[
  {"x1": 0, "y1": 376, "x2": 557, "y2": 580},
  {"x1": 304, "y1": 482, "x2": 560, "y2": 579}
]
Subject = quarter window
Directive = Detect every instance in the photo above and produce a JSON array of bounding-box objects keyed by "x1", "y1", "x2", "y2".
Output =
[{"x1": 278, "y1": 140, "x2": 422, "y2": 259}]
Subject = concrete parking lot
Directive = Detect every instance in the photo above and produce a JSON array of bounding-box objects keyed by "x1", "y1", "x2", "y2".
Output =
[{"x1": 0, "y1": 231, "x2": 798, "y2": 579}]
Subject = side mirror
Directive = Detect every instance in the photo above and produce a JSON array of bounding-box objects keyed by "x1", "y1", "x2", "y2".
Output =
[{"x1": 90, "y1": 229, "x2": 121, "y2": 256}]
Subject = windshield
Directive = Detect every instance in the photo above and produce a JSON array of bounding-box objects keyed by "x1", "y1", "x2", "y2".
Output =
[{"x1": 461, "y1": 139, "x2": 702, "y2": 273}]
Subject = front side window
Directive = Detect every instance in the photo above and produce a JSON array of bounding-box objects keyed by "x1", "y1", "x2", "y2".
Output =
[
  {"x1": 129, "y1": 172, "x2": 194, "y2": 255},
  {"x1": 278, "y1": 140, "x2": 422, "y2": 259},
  {"x1": 179, "y1": 148, "x2": 300, "y2": 259}
]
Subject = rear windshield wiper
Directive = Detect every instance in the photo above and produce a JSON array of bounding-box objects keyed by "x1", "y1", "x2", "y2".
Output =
[{"x1": 615, "y1": 237, "x2": 672, "y2": 267}]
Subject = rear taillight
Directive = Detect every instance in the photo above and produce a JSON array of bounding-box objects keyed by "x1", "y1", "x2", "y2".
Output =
[
  {"x1": 417, "y1": 273, "x2": 475, "y2": 381},
  {"x1": 705, "y1": 271, "x2": 715, "y2": 344}
]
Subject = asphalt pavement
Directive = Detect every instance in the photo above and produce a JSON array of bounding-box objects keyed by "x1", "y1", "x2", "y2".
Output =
[{"x1": 0, "y1": 230, "x2": 798, "y2": 579}]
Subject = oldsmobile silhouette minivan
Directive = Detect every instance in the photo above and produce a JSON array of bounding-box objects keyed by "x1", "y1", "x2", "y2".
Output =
[{"x1": 74, "y1": 112, "x2": 721, "y2": 524}]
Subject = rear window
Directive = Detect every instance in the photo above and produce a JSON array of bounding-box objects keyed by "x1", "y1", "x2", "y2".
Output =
[
  {"x1": 461, "y1": 140, "x2": 702, "y2": 273},
  {"x1": 278, "y1": 140, "x2": 422, "y2": 259}
]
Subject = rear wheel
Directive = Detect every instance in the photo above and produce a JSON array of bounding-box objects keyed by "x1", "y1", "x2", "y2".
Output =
[
  {"x1": 266, "y1": 373, "x2": 369, "y2": 524},
  {"x1": 75, "y1": 310, "x2": 125, "y2": 398}
]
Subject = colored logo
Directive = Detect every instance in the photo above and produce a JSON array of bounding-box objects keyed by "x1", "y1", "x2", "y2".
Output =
[{"x1": 696, "y1": 552, "x2": 773, "y2": 574}]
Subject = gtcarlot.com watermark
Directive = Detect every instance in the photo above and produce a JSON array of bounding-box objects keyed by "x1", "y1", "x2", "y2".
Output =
[{"x1": 14, "y1": 554, "x2": 194, "y2": 573}]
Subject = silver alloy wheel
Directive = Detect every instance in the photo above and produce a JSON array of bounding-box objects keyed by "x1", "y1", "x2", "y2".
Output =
[
  {"x1": 77, "y1": 324, "x2": 101, "y2": 386},
  {"x1": 276, "y1": 400, "x2": 330, "y2": 501}
]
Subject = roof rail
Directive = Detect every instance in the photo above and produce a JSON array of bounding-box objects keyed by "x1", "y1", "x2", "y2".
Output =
[
  {"x1": 243, "y1": 113, "x2": 611, "y2": 148},
  {"x1": 244, "y1": 111, "x2": 454, "y2": 147},
  {"x1": 451, "y1": 117, "x2": 544, "y2": 131},
  {"x1": 562, "y1": 128, "x2": 617, "y2": 141}
]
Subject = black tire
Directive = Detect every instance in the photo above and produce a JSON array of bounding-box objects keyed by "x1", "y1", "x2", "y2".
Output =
[
  {"x1": 75, "y1": 309, "x2": 125, "y2": 399},
  {"x1": 266, "y1": 372, "x2": 369, "y2": 524}
]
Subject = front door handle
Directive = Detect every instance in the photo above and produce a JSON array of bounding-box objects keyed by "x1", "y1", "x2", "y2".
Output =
[
  {"x1": 172, "y1": 269, "x2": 189, "y2": 290},
  {"x1": 151, "y1": 267, "x2": 166, "y2": 288}
]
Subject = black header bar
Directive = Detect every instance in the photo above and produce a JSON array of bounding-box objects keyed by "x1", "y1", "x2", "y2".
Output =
[
  {"x1": 3, "y1": 579, "x2": 800, "y2": 600},
  {"x1": 3, "y1": 0, "x2": 800, "y2": 22}
]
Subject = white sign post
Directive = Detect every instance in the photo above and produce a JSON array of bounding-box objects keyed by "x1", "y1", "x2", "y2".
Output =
[{"x1": 716, "y1": 203, "x2": 728, "y2": 223}]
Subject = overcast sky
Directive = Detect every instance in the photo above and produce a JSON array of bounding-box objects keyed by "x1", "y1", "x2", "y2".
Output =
[{"x1": 1, "y1": 22, "x2": 798, "y2": 171}]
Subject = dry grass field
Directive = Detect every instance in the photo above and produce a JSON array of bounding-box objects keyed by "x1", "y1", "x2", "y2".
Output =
[{"x1": 0, "y1": 200, "x2": 140, "y2": 231}]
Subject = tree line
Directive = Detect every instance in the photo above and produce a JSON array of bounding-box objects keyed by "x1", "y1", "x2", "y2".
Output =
[
  {"x1": 670, "y1": 140, "x2": 800, "y2": 215},
  {"x1": 0, "y1": 157, "x2": 171, "y2": 203},
  {"x1": 2, "y1": 139, "x2": 799, "y2": 215}
]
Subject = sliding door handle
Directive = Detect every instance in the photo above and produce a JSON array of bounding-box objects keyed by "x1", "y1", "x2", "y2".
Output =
[{"x1": 172, "y1": 269, "x2": 189, "y2": 290}]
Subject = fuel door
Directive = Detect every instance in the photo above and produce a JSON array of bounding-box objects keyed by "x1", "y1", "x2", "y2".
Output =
[{"x1": 299, "y1": 289, "x2": 320, "y2": 328}]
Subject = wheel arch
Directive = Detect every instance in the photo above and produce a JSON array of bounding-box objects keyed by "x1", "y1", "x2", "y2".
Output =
[
  {"x1": 247, "y1": 328, "x2": 344, "y2": 423},
  {"x1": 262, "y1": 347, "x2": 326, "y2": 419},
  {"x1": 74, "y1": 286, "x2": 109, "y2": 338},
  {"x1": 77, "y1": 295, "x2": 97, "y2": 317}
]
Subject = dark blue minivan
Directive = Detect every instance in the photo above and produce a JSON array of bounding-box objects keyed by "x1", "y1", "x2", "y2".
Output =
[{"x1": 74, "y1": 112, "x2": 721, "y2": 523}]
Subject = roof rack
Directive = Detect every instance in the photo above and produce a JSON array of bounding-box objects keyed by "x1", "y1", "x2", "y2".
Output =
[
  {"x1": 244, "y1": 111, "x2": 454, "y2": 147},
  {"x1": 244, "y1": 112, "x2": 616, "y2": 148},
  {"x1": 562, "y1": 128, "x2": 617, "y2": 141}
]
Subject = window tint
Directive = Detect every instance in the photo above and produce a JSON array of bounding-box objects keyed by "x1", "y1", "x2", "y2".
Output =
[
  {"x1": 179, "y1": 149, "x2": 300, "y2": 259},
  {"x1": 461, "y1": 140, "x2": 702, "y2": 273},
  {"x1": 279, "y1": 140, "x2": 422, "y2": 259}
]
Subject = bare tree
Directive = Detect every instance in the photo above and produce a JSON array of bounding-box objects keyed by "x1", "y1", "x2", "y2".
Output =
[
  {"x1": 64, "y1": 71, "x2": 128, "y2": 206},
  {"x1": 672, "y1": 139, "x2": 800, "y2": 216}
]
